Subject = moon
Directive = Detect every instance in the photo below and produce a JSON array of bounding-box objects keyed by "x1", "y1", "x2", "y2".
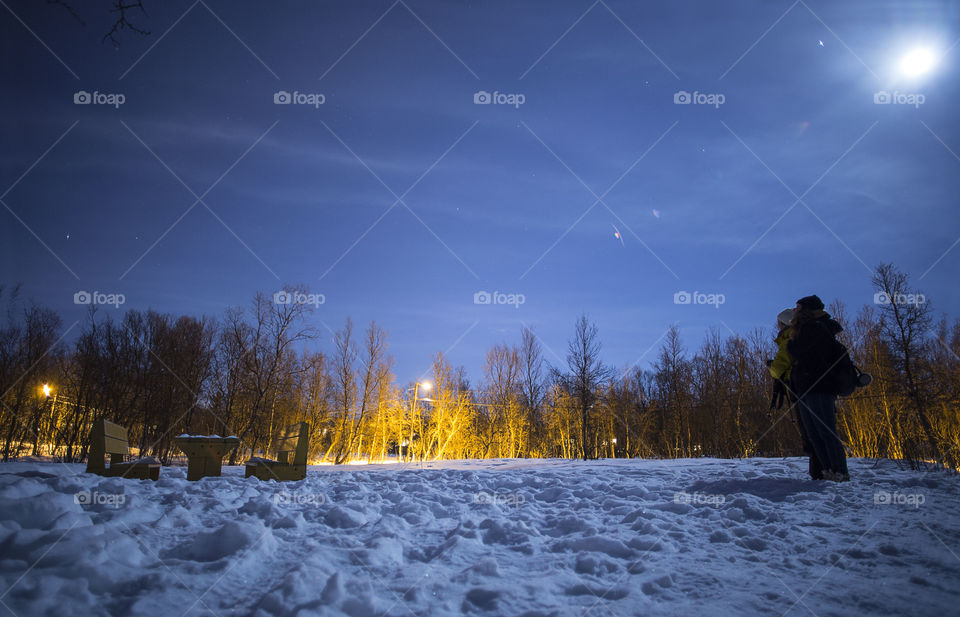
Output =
[{"x1": 899, "y1": 48, "x2": 936, "y2": 77}]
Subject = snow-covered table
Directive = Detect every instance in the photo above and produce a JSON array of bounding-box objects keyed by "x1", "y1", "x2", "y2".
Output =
[{"x1": 173, "y1": 435, "x2": 240, "y2": 481}]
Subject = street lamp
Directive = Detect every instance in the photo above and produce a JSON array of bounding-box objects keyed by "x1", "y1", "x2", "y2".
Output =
[
  {"x1": 408, "y1": 381, "x2": 431, "y2": 462},
  {"x1": 35, "y1": 384, "x2": 55, "y2": 457}
]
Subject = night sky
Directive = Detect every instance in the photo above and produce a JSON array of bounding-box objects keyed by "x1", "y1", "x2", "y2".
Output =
[{"x1": 2, "y1": 0, "x2": 958, "y2": 384}]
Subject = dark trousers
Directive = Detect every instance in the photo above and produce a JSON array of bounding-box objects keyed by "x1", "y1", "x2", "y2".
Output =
[
  {"x1": 793, "y1": 403, "x2": 823, "y2": 479},
  {"x1": 797, "y1": 393, "x2": 847, "y2": 477}
]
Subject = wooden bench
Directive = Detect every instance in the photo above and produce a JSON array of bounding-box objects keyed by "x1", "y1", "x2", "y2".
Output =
[
  {"x1": 85, "y1": 418, "x2": 160, "y2": 480},
  {"x1": 245, "y1": 422, "x2": 309, "y2": 481}
]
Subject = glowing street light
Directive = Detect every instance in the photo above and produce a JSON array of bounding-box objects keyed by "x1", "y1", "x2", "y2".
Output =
[
  {"x1": 41, "y1": 383, "x2": 52, "y2": 398},
  {"x1": 407, "y1": 381, "x2": 432, "y2": 462}
]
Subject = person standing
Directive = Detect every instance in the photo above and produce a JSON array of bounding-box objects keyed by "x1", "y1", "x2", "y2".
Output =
[
  {"x1": 787, "y1": 295, "x2": 850, "y2": 482},
  {"x1": 768, "y1": 308, "x2": 823, "y2": 480}
]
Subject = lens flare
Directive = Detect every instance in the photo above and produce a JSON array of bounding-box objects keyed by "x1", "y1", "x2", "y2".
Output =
[{"x1": 900, "y1": 48, "x2": 936, "y2": 77}]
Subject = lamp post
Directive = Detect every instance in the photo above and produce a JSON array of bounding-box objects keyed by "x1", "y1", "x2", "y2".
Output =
[
  {"x1": 37, "y1": 384, "x2": 53, "y2": 457},
  {"x1": 409, "y1": 381, "x2": 431, "y2": 462}
]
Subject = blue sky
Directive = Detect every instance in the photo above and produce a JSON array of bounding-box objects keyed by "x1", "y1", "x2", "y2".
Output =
[{"x1": 2, "y1": 0, "x2": 959, "y2": 384}]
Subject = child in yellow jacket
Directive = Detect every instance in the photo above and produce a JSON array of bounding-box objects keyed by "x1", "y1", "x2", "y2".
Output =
[{"x1": 769, "y1": 308, "x2": 794, "y2": 383}]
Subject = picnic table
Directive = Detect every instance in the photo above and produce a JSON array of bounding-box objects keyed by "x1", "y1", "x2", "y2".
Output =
[{"x1": 173, "y1": 435, "x2": 240, "y2": 481}]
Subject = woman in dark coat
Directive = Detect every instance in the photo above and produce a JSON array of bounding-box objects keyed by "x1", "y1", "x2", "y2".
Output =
[{"x1": 786, "y1": 295, "x2": 850, "y2": 482}]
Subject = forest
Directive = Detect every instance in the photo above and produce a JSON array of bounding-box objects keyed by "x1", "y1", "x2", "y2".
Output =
[{"x1": 1, "y1": 264, "x2": 957, "y2": 470}]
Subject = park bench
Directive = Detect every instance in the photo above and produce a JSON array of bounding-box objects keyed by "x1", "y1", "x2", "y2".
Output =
[
  {"x1": 85, "y1": 418, "x2": 160, "y2": 480},
  {"x1": 245, "y1": 422, "x2": 309, "y2": 481}
]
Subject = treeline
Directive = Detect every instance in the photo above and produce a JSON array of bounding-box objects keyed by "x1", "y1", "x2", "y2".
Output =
[{"x1": 0, "y1": 263, "x2": 957, "y2": 470}]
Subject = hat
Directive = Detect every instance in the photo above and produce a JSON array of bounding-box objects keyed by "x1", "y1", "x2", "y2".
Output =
[
  {"x1": 777, "y1": 308, "x2": 795, "y2": 328},
  {"x1": 796, "y1": 295, "x2": 824, "y2": 311}
]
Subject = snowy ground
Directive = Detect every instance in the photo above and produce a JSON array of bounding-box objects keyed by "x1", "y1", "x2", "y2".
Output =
[{"x1": 1, "y1": 457, "x2": 958, "y2": 617}]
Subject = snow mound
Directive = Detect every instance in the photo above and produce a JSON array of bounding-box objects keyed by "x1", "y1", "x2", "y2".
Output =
[
  {"x1": 1, "y1": 457, "x2": 958, "y2": 616},
  {"x1": 164, "y1": 519, "x2": 276, "y2": 562}
]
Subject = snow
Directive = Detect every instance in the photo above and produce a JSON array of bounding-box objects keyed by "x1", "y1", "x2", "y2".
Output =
[
  {"x1": 128, "y1": 456, "x2": 160, "y2": 465},
  {"x1": 1, "y1": 457, "x2": 958, "y2": 616}
]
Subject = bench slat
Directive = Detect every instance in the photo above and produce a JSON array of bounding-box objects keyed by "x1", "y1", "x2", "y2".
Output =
[
  {"x1": 102, "y1": 421, "x2": 128, "y2": 440},
  {"x1": 103, "y1": 435, "x2": 129, "y2": 455},
  {"x1": 261, "y1": 422, "x2": 309, "y2": 468},
  {"x1": 275, "y1": 438, "x2": 298, "y2": 452}
]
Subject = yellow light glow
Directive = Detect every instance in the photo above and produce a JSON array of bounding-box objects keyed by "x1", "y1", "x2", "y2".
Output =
[
  {"x1": 307, "y1": 458, "x2": 401, "y2": 466},
  {"x1": 41, "y1": 384, "x2": 52, "y2": 397},
  {"x1": 420, "y1": 381, "x2": 432, "y2": 391}
]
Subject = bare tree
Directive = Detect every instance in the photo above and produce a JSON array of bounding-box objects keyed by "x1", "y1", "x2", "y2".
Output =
[
  {"x1": 481, "y1": 343, "x2": 523, "y2": 457},
  {"x1": 47, "y1": 0, "x2": 151, "y2": 45},
  {"x1": 327, "y1": 320, "x2": 391, "y2": 464},
  {"x1": 558, "y1": 315, "x2": 612, "y2": 460},
  {"x1": 873, "y1": 263, "x2": 936, "y2": 465},
  {"x1": 231, "y1": 288, "x2": 316, "y2": 463},
  {"x1": 519, "y1": 327, "x2": 546, "y2": 456},
  {"x1": 102, "y1": 0, "x2": 150, "y2": 46},
  {"x1": 652, "y1": 325, "x2": 689, "y2": 457}
]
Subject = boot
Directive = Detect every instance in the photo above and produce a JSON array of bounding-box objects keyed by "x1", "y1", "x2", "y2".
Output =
[{"x1": 822, "y1": 470, "x2": 850, "y2": 482}]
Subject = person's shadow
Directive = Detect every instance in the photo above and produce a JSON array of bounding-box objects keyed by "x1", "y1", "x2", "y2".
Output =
[{"x1": 685, "y1": 477, "x2": 827, "y2": 502}]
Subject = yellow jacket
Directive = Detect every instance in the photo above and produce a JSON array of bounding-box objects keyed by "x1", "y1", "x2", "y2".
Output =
[{"x1": 769, "y1": 327, "x2": 792, "y2": 381}]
